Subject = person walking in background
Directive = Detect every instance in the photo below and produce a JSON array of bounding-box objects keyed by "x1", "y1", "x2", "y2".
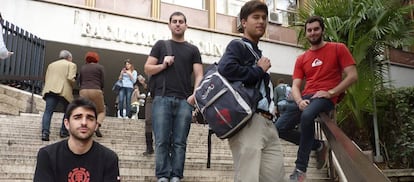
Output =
[
  {"x1": 137, "y1": 76, "x2": 155, "y2": 156},
  {"x1": 78, "y1": 51, "x2": 105, "y2": 137},
  {"x1": 130, "y1": 83, "x2": 145, "y2": 119},
  {"x1": 34, "y1": 98, "x2": 120, "y2": 182},
  {"x1": 144, "y1": 11, "x2": 203, "y2": 182},
  {"x1": 136, "y1": 75, "x2": 147, "y2": 119},
  {"x1": 273, "y1": 78, "x2": 292, "y2": 118},
  {"x1": 217, "y1": 1, "x2": 285, "y2": 181},
  {"x1": 275, "y1": 15, "x2": 358, "y2": 182},
  {"x1": 117, "y1": 59, "x2": 137, "y2": 119},
  {"x1": 40, "y1": 50, "x2": 77, "y2": 141},
  {"x1": 0, "y1": 13, "x2": 13, "y2": 60}
]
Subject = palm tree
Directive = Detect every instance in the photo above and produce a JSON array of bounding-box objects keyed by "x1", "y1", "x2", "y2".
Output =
[{"x1": 294, "y1": 0, "x2": 414, "y2": 129}]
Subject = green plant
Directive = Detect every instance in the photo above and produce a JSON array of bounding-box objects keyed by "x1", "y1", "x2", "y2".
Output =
[
  {"x1": 294, "y1": 0, "x2": 414, "y2": 128},
  {"x1": 376, "y1": 87, "x2": 414, "y2": 168}
]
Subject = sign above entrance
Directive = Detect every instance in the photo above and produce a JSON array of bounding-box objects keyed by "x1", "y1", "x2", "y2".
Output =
[{"x1": 74, "y1": 10, "x2": 225, "y2": 58}]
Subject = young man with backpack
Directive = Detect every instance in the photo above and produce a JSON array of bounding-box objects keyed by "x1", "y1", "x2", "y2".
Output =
[{"x1": 217, "y1": 1, "x2": 285, "y2": 181}]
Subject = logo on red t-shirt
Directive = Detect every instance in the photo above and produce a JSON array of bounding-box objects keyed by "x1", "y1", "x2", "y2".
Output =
[
  {"x1": 311, "y1": 58, "x2": 323, "y2": 67},
  {"x1": 68, "y1": 167, "x2": 90, "y2": 182}
]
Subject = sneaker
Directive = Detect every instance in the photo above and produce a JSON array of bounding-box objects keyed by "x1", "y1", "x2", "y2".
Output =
[
  {"x1": 157, "y1": 177, "x2": 169, "y2": 182},
  {"x1": 143, "y1": 149, "x2": 154, "y2": 156},
  {"x1": 316, "y1": 141, "x2": 329, "y2": 169},
  {"x1": 289, "y1": 169, "x2": 306, "y2": 182},
  {"x1": 41, "y1": 133, "x2": 49, "y2": 141},
  {"x1": 170, "y1": 177, "x2": 180, "y2": 182}
]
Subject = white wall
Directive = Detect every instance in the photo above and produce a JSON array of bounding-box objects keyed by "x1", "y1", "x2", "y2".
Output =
[
  {"x1": 1, "y1": 0, "x2": 302, "y2": 75},
  {"x1": 389, "y1": 65, "x2": 414, "y2": 88}
]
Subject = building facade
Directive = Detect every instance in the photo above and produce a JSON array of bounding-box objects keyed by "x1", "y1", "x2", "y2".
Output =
[{"x1": 1, "y1": 0, "x2": 412, "y2": 115}]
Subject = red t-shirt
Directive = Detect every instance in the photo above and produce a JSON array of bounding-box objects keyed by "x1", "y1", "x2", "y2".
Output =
[{"x1": 293, "y1": 42, "x2": 355, "y2": 103}]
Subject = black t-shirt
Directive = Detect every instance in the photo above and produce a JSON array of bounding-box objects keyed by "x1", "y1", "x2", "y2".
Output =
[
  {"x1": 34, "y1": 140, "x2": 120, "y2": 182},
  {"x1": 149, "y1": 40, "x2": 202, "y2": 99}
]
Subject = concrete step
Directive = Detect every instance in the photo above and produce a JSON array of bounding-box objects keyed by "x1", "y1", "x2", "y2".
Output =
[{"x1": 0, "y1": 113, "x2": 333, "y2": 181}]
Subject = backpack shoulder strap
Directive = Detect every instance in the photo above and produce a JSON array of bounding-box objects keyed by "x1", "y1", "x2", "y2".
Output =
[
  {"x1": 164, "y1": 40, "x2": 173, "y2": 56},
  {"x1": 159, "y1": 40, "x2": 173, "y2": 96},
  {"x1": 238, "y1": 39, "x2": 260, "y2": 62}
]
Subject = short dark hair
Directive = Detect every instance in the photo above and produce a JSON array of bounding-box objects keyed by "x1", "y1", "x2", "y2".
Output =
[
  {"x1": 169, "y1": 11, "x2": 187, "y2": 23},
  {"x1": 65, "y1": 97, "x2": 97, "y2": 120},
  {"x1": 238, "y1": 0, "x2": 268, "y2": 33},
  {"x1": 305, "y1": 15, "x2": 325, "y2": 31}
]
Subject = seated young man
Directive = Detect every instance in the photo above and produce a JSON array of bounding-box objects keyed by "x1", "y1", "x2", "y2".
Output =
[
  {"x1": 275, "y1": 15, "x2": 357, "y2": 182},
  {"x1": 34, "y1": 97, "x2": 120, "y2": 182}
]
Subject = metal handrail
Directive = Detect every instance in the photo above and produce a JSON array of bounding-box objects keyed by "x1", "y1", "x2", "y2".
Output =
[
  {"x1": 1, "y1": 19, "x2": 45, "y2": 113},
  {"x1": 319, "y1": 113, "x2": 390, "y2": 181}
]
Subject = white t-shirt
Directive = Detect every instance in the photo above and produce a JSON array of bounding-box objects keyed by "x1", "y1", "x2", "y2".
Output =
[{"x1": 0, "y1": 32, "x2": 10, "y2": 59}]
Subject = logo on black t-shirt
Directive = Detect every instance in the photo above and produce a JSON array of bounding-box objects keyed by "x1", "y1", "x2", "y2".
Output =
[{"x1": 68, "y1": 167, "x2": 90, "y2": 182}]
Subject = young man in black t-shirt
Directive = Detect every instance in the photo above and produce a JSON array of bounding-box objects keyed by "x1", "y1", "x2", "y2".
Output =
[
  {"x1": 144, "y1": 11, "x2": 203, "y2": 182},
  {"x1": 34, "y1": 98, "x2": 120, "y2": 182}
]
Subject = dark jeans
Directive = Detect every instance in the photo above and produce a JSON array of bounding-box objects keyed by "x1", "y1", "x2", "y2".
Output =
[
  {"x1": 144, "y1": 96, "x2": 153, "y2": 148},
  {"x1": 41, "y1": 93, "x2": 69, "y2": 135},
  {"x1": 118, "y1": 87, "x2": 133, "y2": 117},
  {"x1": 275, "y1": 95, "x2": 334, "y2": 172},
  {"x1": 152, "y1": 96, "x2": 193, "y2": 179}
]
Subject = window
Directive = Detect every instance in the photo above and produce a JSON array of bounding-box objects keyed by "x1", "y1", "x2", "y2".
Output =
[
  {"x1": 162, "y1": 0, "x2": 204, "y2": 10},
  {"x1": 217, "y1": 0, "x2": 249, "y2": 16},
  {"x1": 267, "y1": 0, "x2": 298, "y2": 26},
  {"x1": 216, "y1": 0, "x2": 298, "y2": 26},
  {"x1": 276, "y1": 0, "x2": 297, "y2": 11}
]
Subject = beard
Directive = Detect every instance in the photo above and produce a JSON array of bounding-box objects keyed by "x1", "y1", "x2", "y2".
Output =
[
  {"x1": 70, "y1": 128, "x2": 94, "y2": 141},
  {"x1": 308, "y1": 35, "x2": 323, "y2": 45}
]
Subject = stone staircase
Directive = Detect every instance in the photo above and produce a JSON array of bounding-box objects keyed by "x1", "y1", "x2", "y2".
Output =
[{"x1": 0, "y1": 111, "x2": 332, "y2": 182}]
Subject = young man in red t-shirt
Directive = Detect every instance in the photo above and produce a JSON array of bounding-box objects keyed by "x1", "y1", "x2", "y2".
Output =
[{"x1": 275, "y1": 15, "x2": 358, "y2": 182}]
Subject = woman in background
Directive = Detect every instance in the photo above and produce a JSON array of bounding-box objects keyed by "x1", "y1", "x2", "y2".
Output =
[
  {"x1": 78, "y1": 51, "x2": 105, "y2": 137},
  {"x1": 118, "y1": 59, "x2": 137, "y2": 119}
]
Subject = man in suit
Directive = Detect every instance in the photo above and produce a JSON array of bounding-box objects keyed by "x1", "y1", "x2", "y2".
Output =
[{"x1": 40, "y1": 50, "x2": 77, "y2": 141}]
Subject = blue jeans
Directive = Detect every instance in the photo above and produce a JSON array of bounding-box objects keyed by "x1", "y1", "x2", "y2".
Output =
[
  {"x1": 118, "y1": 87, "x2": 133, "y2": 117},
  {"x1": 152, "y1": 96, "x2": 193, "y2": 179},
  {"x1": 41, "y1": 93, "x2": 69, "y2": 134},
  {"x1": 275, "y1": 95, "x2": 334, "y2": 172},
  {"x1": 277, "y1": 100, "x2": 294, "y2": 115}
]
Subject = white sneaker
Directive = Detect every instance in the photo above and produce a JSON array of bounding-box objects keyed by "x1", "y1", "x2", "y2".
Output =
[
  {"x1": 157, "y1": 177, "x2": 168, "y2": 182},
  {"x1": 170, "y1": 177, "x2": 180, "y2": 182}
]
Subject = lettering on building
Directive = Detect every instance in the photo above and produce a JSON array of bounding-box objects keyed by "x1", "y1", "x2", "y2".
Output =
[{"x1": 74, "y1": 10, "x2": 224, "y2": 57}]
